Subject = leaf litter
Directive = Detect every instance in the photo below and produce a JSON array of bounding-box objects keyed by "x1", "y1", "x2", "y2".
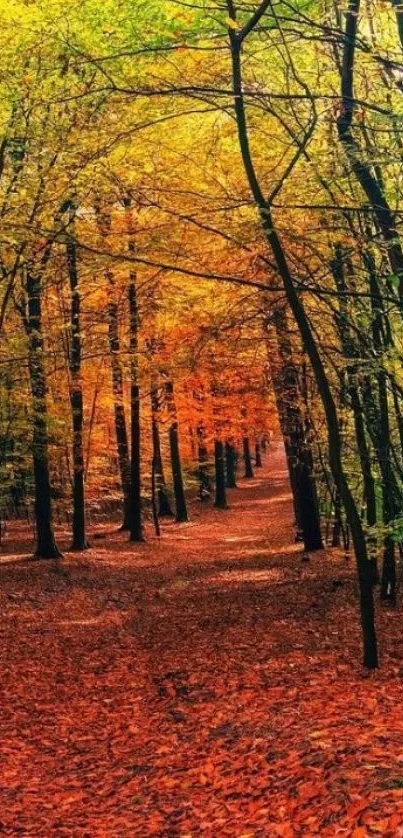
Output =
[{"x1": 1, "y1": 447, "x2": 403, "y2": 835}]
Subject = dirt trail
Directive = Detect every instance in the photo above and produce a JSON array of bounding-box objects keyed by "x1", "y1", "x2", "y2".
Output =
[{"x1": 2, "y1": 445, "x2": 403, "y2": 836}]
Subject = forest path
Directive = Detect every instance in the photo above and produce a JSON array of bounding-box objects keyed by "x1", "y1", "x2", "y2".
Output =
[{"x1": 2, "y1": 446, "x2": 403, "y2": 836}]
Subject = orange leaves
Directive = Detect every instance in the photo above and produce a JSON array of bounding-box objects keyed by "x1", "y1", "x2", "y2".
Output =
[
  {"x1": 272, "y1": 825, "x2": 294, "y2": 838},
  {"x1": 3, "y1": 450, "x2": 403, "y2": 835}
]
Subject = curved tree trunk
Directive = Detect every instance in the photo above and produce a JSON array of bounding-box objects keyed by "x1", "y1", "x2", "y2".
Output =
[{"x1": 228, "y1": 10, "x2": 377, "y2": 666}]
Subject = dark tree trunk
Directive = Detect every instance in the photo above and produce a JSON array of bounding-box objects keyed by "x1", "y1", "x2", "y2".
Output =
[
  {"x1": 331, "y1": 491, "x2": 342, "y2": 548},
  {"x1": 365, "y1": 253, "x2": 398, "y2": 602},
  {"x1": 225, "y1": 441, "x2": 237, "y2": 488},
  {"x1": 66, "y1": 204, "x2": 88, "y2": 551},
  {"x1": 214, "y1": 440, "x2": 228, "y2": 509},
  {"x1": 243, "y1": 436, "x2": 254, "y2": 478},
  {"x1": 331, "y1": 247, "x2": 378, "y2": 574},
  {"x1": 107, "y1": 292, "x2": 131, "y2": 530},
  {"x1": 128, "y1": 271, "x2": 143, "y2": 542},
  {"x1": 255, "y1": 440, "x2": 263, "y2": 468},
  {"x1": 165, "y1": 379, "x2": 188, "y2": 523},
  {"x1": 377, "y1": 370, "x2": 396, "y2": 605},
  {"x1": 26, "y1": 272, "x2": 61, "y2": 559},
  {"x1": 150, "y1": 374, "x2": 173, "y2": 517},
  {"x1": 151, "y1": 455, "x2": 161, "y2": 537},
  {"x1": 337, "y1": 0, "x2": 403, "y2": 299},
  {"x1": 267, "y1": 308, "x2": 323, "y2": 552},
  {"x1": 197, "y1": 424, "x2": 211, "y2": 501}
]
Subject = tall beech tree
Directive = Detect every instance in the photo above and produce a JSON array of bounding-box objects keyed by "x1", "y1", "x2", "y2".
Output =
[
  {"x1": 65, "y1": 200, "x2": 88, "y2": 551},
  {"x1": 24, "y1": 263, "x2": 61, "y2": 559},
  {"x1": 125, "y1": 199, "x2": 143, "y2": 542},
  {"x1": 225, "y1": 0, "x2": 377, "y2": 667},
  {"x1": 164, "y1": 378, "x2": 189, "y2": 523},
  {"x1": 150, "y1": 372, "x2": 174, "y2": 517}
]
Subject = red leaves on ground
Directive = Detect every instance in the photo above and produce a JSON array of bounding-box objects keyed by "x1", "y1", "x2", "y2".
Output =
[{"x1": 2, "y1": 446, "x2": 403, "y2": 835}]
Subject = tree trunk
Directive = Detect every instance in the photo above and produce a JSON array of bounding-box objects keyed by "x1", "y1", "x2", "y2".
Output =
[
  {"x1": 255, "y1": 440, "x2": 263, "y2": 467},
  {"x1": 151, "y1": 455, "x2": 161, "y2": 538},
  {"x1": 331, "y1": 246, "x2": 377, "y2": 573},
  {"x1": 107, "y1": 292, "x2": 131, "y2": 530},
  {"x1": 366, "y1": 253, "x2": 398, "y2": 603},
  {"x1": 26, "y1": 272, "x2": 61, "y2": 559},
  {"x1": 243, "y1": 436, "x2": 254, "y2": 478},
  {"x1": 128, "y1": 271, "x2": 143, "y2": 542},
  {"x1": 197, "y1": 424, "x2": 211, "y2": 501},
  {"x1": 228, "y1": 20, "x2": 377, "y2": 666},
  {"x1": 267, "y1": 308, "x2": 323, "y2": 552},
  {"x1": 66, "y1": 203, "x2": 88, "y2": 551},
  {"x1": 165, "y1": 379, "x2": 188, "y2": 522},
  {"x1": 225, "y1": 441, "x2": 237, "y2": 488},
  {"x1": 337, "y1": 0, "x2": 403, "y2": 298},
  {"x1": 214, "y1": 440, "x2": 228, "y2": 508},
  {"x1": 150, "y1": 374, "x2": 173, "y2": 517}
]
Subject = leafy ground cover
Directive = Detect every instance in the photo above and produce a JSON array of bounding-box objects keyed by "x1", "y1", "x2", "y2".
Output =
[{"x1": 1, "y1": 446, "x2": 403, "y2": 836}]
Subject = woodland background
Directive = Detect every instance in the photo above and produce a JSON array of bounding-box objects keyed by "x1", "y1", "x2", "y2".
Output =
[
  {"x1": 1, "y1": 0, "x2": 403, "y2": 683},
  {"x1": 4, "y1": 1, "x2": 403, "y2": 834}
]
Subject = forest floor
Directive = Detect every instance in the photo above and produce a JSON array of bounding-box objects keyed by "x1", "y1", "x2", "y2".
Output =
[{"x1": 2, "y1": 447, "x2": 403, "y2": 836}]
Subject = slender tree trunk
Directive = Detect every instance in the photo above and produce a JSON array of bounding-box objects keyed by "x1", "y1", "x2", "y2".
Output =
[
  {"x1": 197, "y1": 423, "x2": 211, "y2": 501},
  {"x1": 26, "y1": 272, "x2": 61, "y2": 559},
  {"x1": 66, "y1": 203, "x2": 88, "y2": 551},
  {"x1": 255, "y1": 440, "x2": 263, "y2": 468},
  {"x1": 366, "y1": 253, "x2": 398, "y2": 602},
  {"x1": 150, "y1": 374, "x2": 173, "y2": 517},
  {"x1": 243, "y1": 436, "x2": 254, "y2": 478},
  {"x1": 331, "y1": 491, "x2": 342, "y2": 547},
  {"x1": 151, "y1": 455, "x2": 161, "y2": 537},
  {"x1": 107, "y1": 292, "x2": 131, "y2": 530},
  {"x1": 225, "y1": 441, "x2": 237, "y2": 488},
  {"x1": 331, "y1": 247, "x2": 378, "y2": 573},
  {"x1": 128, "y1": 269, "x2": 143, "y2": 542},
  {"x1": 214, "y1": 440, "x2": 228, "y2": 508},
  {"x1": 337, "y1": 0, "x2": 403, "y2": 298},
  {"x1": 165, "y1": 379, "x2": 188, "y2": 522}
]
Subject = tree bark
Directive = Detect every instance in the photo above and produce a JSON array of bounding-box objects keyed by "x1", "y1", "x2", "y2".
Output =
[
  {"x1": 225, "y1": 441, "x2": 237, "y2": 488},
  {"x1": 268, "y1": 308, "x2": 323, "y2": 552},
  {"x1": 165, "y1": 379, "x2": 189, "y2": 522},
  {"x1": 197, "y1": 423, "x2": 211, "y2": 501},
  {"x1": 107, "y1": 290, "x2": 131, "y2": 530},
  {"x1": 128, "y1": 267, "x2": 143, "y2": 542},
  {"x1": 66, "y1": 203, "x2": 88, "y2": 551},
  {"x1": 150, "y1": 374, "x2": 173, "y2": 517},
  {"x1": 337, "y1": 0, "x2": 403, "y2": 298},
  {"x1": 243, "y1": 436, "x2": 254, "y2": 478},
  {"x1": 26, "y1": 271, "x2": 61, "y2": 559},
  {"x1": 214, "y1": 439, "x2": 228, "y2": 508}
]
